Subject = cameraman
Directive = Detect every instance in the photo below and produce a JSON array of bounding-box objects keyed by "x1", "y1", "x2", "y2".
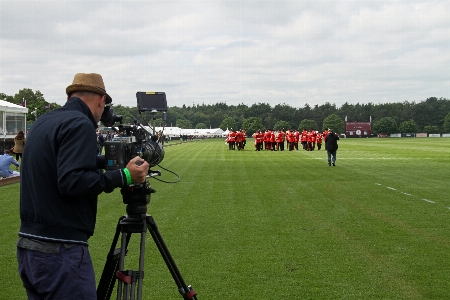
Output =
[{"x1": 17, "y1": 73, "x2": 149, "y2": 299}]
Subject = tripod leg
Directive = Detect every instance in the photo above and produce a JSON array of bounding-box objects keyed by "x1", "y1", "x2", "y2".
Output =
[
  {"x1": 146, "y1": 216, "x2": 198, "y2": 300},
  {"x1": 136, "y1": 224, "x2": 147, "y2": 300},
  {"x1": 114, "y1": 215, "x2": 148, "y2": 300},
  {"x1": 97, "y1": 216, "x2": 127, "y2": 300},
  {"x1": 117, "y1": 228, "x2": 128, "y2": 299}
]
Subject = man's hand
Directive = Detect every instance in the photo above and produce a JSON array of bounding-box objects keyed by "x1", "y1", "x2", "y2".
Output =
[{"x1": 126, "y1": 156, "x2": 149, "y2": 183}]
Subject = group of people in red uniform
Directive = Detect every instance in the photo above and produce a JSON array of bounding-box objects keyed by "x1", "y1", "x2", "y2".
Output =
[
  {"x1": 225, "y1": 129, "x2": 247, "y2": 150},
  {"x1": 226, "y1": 128, "x2": 329, "y2": 152}
]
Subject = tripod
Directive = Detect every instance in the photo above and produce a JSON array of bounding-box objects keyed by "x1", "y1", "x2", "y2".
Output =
[{"x1": 96, "y1": 180, "x2": 198, "y2": 300}]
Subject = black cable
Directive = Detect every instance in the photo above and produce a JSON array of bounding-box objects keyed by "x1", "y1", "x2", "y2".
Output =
[{"x1": 150, "y1": 164, "x2": 180, "y2": 184}]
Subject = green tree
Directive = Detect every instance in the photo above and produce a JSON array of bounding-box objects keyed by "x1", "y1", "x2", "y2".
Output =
[
  {"x1": 0, "y1": 93, "x2": 14, "y2": 103},
  {"x1": 149, "y1": 118, "x2": 164, "y2": 127},
  {"x1": 373, "y1": 117, "x2": 398, "y2": 134},
  {"x1": 25, "y1": 100, "x2": 61, "y2": 125},
  {"x1": 13, "y1": 88, "x2": 45, "y2": 106},
  {"x1": 444, "y1": 112, "x2": 450, "y2": 132},
  {"x1": 399, "y1": 119, "x2": 418, "y2": 133},
  {"x1": 210, "y1": 111, "x2": 224, "y2": 128},
  {"x1": 247, "y1": 103, "x2": 272, "y2": 119},
  {"x1": 322, "y1": 114, "x2": 344, "y2": 133},
  {"x1": 312, "y1": 102, "x2": 337, "y2": 130},
  {"x1": 195, "y1": 122, "x2": 207, "y2": 129},
  {"x1": 410, "y1": 97, "x2": 450, "y2": 131},
  {"x1": 191, "y1": 112, "x2": 210, "y2": 128},
  {"x1": 177, "y1": 119, "x2": 192, "y2": 129},
  {"x1": 273, "y1": 120, "x2": 291, "y2": 131},
  {"x1": 272, "y1": 104, "x2": 296, "y2": 126},
  {"x1": 298, "y1": 119, "x2": 318, "y2": 131},
  {"x1": 166, "y1": 108, "x2": 183, "y2": 127},
  {"x1": 241, "y1": 117, "x2": 264, "y2": 136},
  {"x1": 112, "y1": 104, "x2": 134, "y2": 124},
  {"x1": 423, "y1": 125, "x2": 439, "y2": 134},
  {"x1": 220, "y1": 117, "x2": 236, "y2": 131}
]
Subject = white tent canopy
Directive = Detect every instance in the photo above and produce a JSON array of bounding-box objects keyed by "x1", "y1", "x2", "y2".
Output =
[
  {"x1": 0, "y1": 100, "x2": 28, "y2": 138},
  {"x1": 180, "y1": 128, "x2": 223, "y2": 137},
  {"x1": 0, "y1": 100, "x2": 28, "y2": 114},
  {"x1": 144, "y1": 126, "x2": 181, "y2": 137},
  {"x1": 222, "y1": 129, "x2": 230, "y2": 137},
  {"x1": 113, "y1": 126, "x2": 223, "y2": 139},
  {"x1": 148, "y1": 126, "x2": 223, "y2": 137}
]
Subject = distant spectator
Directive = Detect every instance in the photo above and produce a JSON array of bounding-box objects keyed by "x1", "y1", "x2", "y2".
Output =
[
  {"x1": 97, "y1": 130, "x2": 105, "y2": 155},
  {"x1": 13, "y1": 130, "x2": 26, "y2": 162},
  {"x1": 0, "y1": 150, "x2": 20, "y2": 177},
  {"x1": 106, "y1": 130, "x2": 111, "y2": 141}
]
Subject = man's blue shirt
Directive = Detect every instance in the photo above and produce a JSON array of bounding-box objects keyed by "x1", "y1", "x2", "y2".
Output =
[{"x1": 0, "y1": 154, "x2": 19, "y2": 177}]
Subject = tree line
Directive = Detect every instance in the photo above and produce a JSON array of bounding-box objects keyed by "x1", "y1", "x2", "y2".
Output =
[{"x1": 2, "y1": 88, "x2": 450, "y2": 135}]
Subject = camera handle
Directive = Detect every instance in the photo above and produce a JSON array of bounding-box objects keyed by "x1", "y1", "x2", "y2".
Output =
[{"x1": 96, "y1": 184, "x2": 198, "y2": 300}]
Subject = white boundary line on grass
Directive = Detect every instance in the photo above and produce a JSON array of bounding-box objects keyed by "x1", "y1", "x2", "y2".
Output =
[
  {"x1": 375, "y1": 183, "x2": 447, "y2": 209},
  {"x1": 308, "y1": 157, "x2": 434, "y2": 160},
  {"x1": 422, "y1": 199, "x2": 435, "y2": 204}
]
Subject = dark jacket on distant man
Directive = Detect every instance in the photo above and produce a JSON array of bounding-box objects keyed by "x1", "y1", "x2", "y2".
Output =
[{"x1": 325, "y1": 131, "x2": 340, "y2": 152}]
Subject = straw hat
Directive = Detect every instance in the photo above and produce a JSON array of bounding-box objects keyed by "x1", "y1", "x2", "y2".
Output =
[{"x1": 66, "y1": 73, "x2": 112, "y2": 103}]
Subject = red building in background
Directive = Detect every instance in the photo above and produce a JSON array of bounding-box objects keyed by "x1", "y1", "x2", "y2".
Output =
[{"x1": 345, "y1": 122, "x2": 372, "y2": 137}]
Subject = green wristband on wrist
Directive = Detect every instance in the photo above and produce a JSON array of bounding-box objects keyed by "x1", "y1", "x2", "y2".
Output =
[{"x1": 123, "y1": 168, "x2": 132, "y2": 185}]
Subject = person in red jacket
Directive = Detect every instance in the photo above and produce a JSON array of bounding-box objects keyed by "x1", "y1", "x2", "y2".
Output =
[
  {"x1": 252, "y1": 131, "x2": 259, "y2": 151},
  {"x1": 235, "y1": 129, "x2": 244, "y2": 150},
  {"x1": 227, "y1": 129, "x2": 236, "y2": 150},
  {"x1": 294, "y1": 130, "x2": 300, "y2": 150},
  {"x1": 285, "y1": 129, "x2": 290, "y2": 150},
  {"x1": 316, "y1": 132, "x2": 323, "y2": 150},
  {"x1": 287, "y1": 130, "x2": 295, "y2": 151},
  {"x1": 310, "y1": 129, "x2": 317, "y2": 151},
  {"x1": 301, "y1": 129, "x2": 307, "y2": 150},
  {"x1": 263, "y1": 130, "x2": 270, "y2": 150},
  {"x1": 306, "y1": 130, "x2": 312, "y2": 151},
  {"x1": 276, "y1": 129, "x2": 285, "y2": 151},
  {"x1": 269, "y1": 129, "x2": 276, "y2": 151},
  {"x1": 256, "y1": 130, "x2": 264, "y2": 151}
]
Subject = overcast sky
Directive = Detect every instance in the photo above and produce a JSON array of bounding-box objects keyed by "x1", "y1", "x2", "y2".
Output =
[{"x1": 1, "y1": 1, "x2": 449, "y2": 109}]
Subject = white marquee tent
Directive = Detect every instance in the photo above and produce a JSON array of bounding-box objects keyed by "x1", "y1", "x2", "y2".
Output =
[
  {"x1": 0, "y1": 100, "x2": 28, "y2": 138},
  {"x1": 149, "y1": 126, "x2": 223, "y2": 138}
]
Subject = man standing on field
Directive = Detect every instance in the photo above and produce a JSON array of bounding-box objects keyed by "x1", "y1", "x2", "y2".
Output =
[{"x1": 325, "y1": 129, "x2": 340, "y2": 166}]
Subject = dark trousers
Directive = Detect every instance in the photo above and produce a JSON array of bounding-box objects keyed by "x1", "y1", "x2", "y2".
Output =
[
  {"x1": 17, "y1": 245, "x2": 96, "y2": 299},
  {"x1": 327, "y1": 150, "x2": 337, "y2": 164},
  {"x1": 15, "y1": 152, "x2": 22, "y2": 161}
]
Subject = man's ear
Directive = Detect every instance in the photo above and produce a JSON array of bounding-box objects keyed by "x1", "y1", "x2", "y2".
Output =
[{"x1": 98, "y1": 95, "x2": 106, "y2": 107}]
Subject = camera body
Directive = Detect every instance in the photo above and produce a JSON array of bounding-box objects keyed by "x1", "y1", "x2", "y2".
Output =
[
  {"x1": 104, "y1": 130, "x2": 164, "y2": 170},
  {"x1": 101, "y1": 92, "x2": 167, "y2": 170}
]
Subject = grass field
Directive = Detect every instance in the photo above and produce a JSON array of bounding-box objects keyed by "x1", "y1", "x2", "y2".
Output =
[{"x1": 1, "y1": 137, "x2": 449, "y2": 299}]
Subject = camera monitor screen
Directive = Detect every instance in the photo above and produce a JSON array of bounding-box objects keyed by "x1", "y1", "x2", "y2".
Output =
[{"x1": 136, "y1": 92, "x2": 168, "y2": 112}]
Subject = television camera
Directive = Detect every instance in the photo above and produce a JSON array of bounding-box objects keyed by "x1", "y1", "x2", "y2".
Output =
[
  {"x1": 97, "y1": 92, "x2": 197, "y2": 300},
  {"x1": 101, "y1": 92, "x2": 168, "y2": 170}
]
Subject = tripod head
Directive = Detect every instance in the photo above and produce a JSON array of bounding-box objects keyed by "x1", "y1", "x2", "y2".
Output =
[{"x1": 121, "y1": 170, "x2": 160, "y2": 218}]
